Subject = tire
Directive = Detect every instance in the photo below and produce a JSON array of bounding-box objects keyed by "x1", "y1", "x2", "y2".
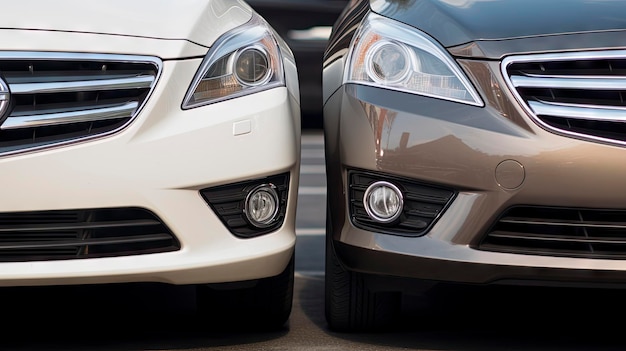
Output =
[
  {"x1": 196, "y1": 253, "x2": 294, "y2": 331},
  {"x1": 324, "y1": 212, "x2": 401, "y2": 332}
]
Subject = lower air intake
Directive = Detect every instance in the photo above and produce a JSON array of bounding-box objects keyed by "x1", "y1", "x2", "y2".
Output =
[
  {"x1": 479, "y1": 206, "x2": 626, "y2": 259},
  {"x1": 0, "y1": 207, "x2": 179, "y2": 261}
]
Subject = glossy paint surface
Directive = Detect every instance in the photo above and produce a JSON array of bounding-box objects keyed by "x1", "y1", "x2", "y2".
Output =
[
  {"x1": 0, "y1": 0, "x2": 252, "y2": 48},
  {"x1": 0, "y1": 3, "x2": 301, "y2": 286},
  {"x1": 371, "y1": 0, "x2": 626, "y2": 47}
]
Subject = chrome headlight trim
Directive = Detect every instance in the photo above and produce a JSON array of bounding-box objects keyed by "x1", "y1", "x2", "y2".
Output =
[
  {"x1": 344, "y1": 12, "x2": 484, "y2": 107},
  {"x1": 182, "y1": 13, "x2": 285, "y2": 109}
]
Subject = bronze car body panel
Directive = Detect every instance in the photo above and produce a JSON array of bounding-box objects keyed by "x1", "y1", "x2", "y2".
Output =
[
  {"x1": 450, "y1": 30, "x2": 626, "y2": 60},
  {"x1": 326, "y1": 81, "x2": 626, "y2": 244},
  {"x1": 372, "y1": 0, "x2": 626, "y2": 48}
]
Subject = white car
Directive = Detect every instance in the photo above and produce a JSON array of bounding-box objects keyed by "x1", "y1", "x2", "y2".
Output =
[{"x1": 0, "y1": 0, "x2": 301, "y2": 329}]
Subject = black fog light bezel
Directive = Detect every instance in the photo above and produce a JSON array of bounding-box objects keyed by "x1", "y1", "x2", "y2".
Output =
[
  {"x1": 349, "y1": 170, "x2": 456, "y2": 237},
  {"x1": 200, "y1": 173, "x2": 289, "y2": 238}
]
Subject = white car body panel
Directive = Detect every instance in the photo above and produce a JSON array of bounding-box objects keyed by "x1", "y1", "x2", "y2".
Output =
[
  {"x1": 0, "y1": 1, "x2": 301, "y2": 288},
  {"x1": 0, "y1": 29, "x2": 208, "y2": 59},
  {"x1": 1, "y1": 0, "x2": 253, "y2": 49}
]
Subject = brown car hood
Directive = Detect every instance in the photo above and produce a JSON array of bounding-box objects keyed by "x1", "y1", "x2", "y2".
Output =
[{"x1": 372, "y1": 0, "x2": 626, "y2": 58}]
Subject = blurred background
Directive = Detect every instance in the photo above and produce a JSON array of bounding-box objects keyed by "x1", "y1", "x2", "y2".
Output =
[{"x1": 248, "y1": 0, "x2": 350, "y2": 129}]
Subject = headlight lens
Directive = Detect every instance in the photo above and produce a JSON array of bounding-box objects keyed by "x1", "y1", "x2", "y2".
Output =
[
  {"x1": 345, "y1": 13, "x2": 483, "y2": 106},
  {"x1": 182, "y1": 13, "x2": 285, "y2": 109},
  {"x1": 234, "y1": 47, "x2": 271, "y2": 86}
]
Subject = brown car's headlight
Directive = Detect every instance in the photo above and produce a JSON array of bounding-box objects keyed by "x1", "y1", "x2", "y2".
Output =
[
  {"x1": 345, "y1": 12, "x2": 483, "y2": 107},
  {"x1": 182, "y1": 13, "x2": 286, "y2": 109}
]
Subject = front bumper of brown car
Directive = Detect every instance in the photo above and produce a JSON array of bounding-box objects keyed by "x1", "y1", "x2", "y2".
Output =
[{"x1": 325, "y1": 76, "x2": 626, "y2": 288}]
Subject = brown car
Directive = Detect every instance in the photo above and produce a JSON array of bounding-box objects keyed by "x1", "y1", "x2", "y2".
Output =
[{"x1": 323, "y1": 0, "x2": 626, "y2": 331}]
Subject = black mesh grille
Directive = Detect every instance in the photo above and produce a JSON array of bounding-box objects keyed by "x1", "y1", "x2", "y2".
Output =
[
  {"x1": 478, "y1": 206, "x2": 626, "y2": 259},
  {"x1": 0, "y1": 207, "x2": 179, "y2": 261},
  {"x1": 349, "y1": 170, "x2": 456, "y2": 236}
]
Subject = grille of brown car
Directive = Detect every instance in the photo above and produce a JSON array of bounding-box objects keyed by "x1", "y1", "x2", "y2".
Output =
[
  {"x1": 479, "y1": 206, "x2": 626, "y2": 259},
  {"x1": 0, "y1": 52, "x2": 160, "y2": 156},
  {"x1": 0, "y1": 208, "x2": 180, "y2": 261},
  {"x1": 503, "y1": 51, "x2": 626, "y2": 145}
]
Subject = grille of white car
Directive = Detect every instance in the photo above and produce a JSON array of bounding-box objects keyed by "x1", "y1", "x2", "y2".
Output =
[
  {"x1": 0, "y1": 207, "x2": 179, "y2": 261},
  {"x1": 503, "y1": 51, "x2": 626, "y2": 145},
  {"x1": 0, "y1": 52, "x2": 161, "y2": 155},
  {"x1": 479, "y1": 206, "x2": 626, "y2": 259}
]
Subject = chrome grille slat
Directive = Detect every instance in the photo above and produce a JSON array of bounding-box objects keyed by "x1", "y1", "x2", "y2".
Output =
[
  {"x1": 8, "y1": 75, "x2": 154, "y2": 94},
  {"x1": 503, "y1": 51, "x2": 626, "y2": 145},
  {"x1": 511, "y1": 75, "x2": 626, "y2": 90},
  {"x1": 1, "y1": 101, "x2": 138, "y2": 129},
  {"x1": 528, "y1": 100, "x2": 626, "y2": 122},
  {"x1": 0, "y1": 52, "x2": 161, "y2": 156}
]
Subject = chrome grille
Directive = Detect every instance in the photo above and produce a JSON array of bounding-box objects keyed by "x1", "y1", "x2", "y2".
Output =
[
  {"x1": 0, "y1": 207, "x2": 180, "y2": 261},
  {"x1": 503, "y1": 50, "x2": 626, "y2": 145},
  {"x1": 0, "y1": 52, "x2": 161, "y2": 155},
  {"x1": 478, "y1": 206, "x2": 626, "y2": 259}
]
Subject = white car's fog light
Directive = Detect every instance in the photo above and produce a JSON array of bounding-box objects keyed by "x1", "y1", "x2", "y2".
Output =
[
  {"x1": 364, "y1": 181, "x2": 403, "y2": 223},
  {"x1": 245, "y1": 184, "x2": 280, "y2": 227},
  {"x1": 235, "y1": 47, "x2": 271, "y2": 86}
]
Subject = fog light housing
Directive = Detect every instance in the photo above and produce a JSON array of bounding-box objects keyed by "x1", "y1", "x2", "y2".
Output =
[
  {"x1": 363, "y1": 181, "x2": 403, "y2": 223},
  {"x1": 245, "y1": 184, "x2": 280, "y2": 228},
  {"x1": 200, "y1": 173, "x2": 289, "y2": 238}
]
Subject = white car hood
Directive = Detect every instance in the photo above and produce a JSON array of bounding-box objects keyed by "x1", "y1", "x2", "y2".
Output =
[{"x1": 0, "y1": 0, "x2": 253, "y2": 48}]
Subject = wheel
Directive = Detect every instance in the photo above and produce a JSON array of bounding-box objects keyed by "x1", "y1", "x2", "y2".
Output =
[
  {"x1": 196, "y1": 253, "x2": 294, "y2": 330},
  {"x1": 324, "y1": 211, "x2": 401, "y2": 332}
]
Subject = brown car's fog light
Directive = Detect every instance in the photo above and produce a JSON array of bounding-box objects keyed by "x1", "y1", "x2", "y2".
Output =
[
  {"x1": 364, "y1": 181, "x2": 404, "y2": 223},
  {"x1": 349, "y1": 171, "x2": 455, "y2": 236},
  {"x1": 245, "y1": 184, "x2": 280, "y2": 228}
]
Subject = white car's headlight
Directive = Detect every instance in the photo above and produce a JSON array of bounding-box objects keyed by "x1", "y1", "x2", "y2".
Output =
[
  {"x1": 345, "y1": 13, "x2": 483, "y2": 107},
  {"x1": 182, "y1": 13, "x2": 285, "y2": 109}
]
